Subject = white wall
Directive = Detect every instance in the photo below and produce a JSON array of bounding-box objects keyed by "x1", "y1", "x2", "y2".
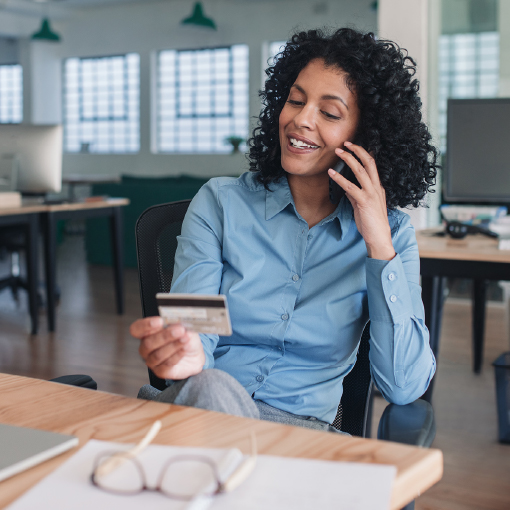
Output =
[{"x1": 11, "y1": 0, "x2": 377, "y2": 178}]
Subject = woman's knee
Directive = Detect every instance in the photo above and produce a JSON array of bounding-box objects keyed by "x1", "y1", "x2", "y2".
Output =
[{"x1": 174, "y1": 369, "x2": 259, "y2": 419}]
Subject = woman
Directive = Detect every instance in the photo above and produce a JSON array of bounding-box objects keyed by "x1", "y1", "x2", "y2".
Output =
[{"x1": 131, "y1": 27, "x2": 438, "y2": 433}]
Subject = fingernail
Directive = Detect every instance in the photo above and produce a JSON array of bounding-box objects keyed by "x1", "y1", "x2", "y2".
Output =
[
  {"x1": 150, "y1": 317, "x2": 162, "y2": 328},
  {"x1": 328, "y1": 168, "x2": 335, "y2": 176},
  {"x1": 344, "y1": 141, "x2": 352, "y2": 146},
  {"x1": 336, "y1": 148, "x2": 344, "y2": 153}
]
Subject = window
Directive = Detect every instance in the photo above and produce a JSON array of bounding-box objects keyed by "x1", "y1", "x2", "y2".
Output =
[
  {"x1": 0, "y1": 64, "x2": 22, "y2": 123},
  {"x1": 64, "y1": 53, "x2": 140, "y2": 153},
  {"x1": 157, "y1": 45, "x2": 249, "y2": 153},
  {"x1": 438, "y1": 32, "x2": 499, "y2": 151}
]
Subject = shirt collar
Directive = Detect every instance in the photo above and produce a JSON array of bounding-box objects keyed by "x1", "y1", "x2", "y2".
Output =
[
  {"x1": 265, "y1": 176, "x2": 293, "y2": 221},
  {"x1": 265, "y1": 175, "x2": 353, "y2": 240}
]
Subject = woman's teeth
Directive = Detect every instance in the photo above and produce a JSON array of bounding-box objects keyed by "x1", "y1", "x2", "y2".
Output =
[{"x1": 290, "y1": 138, "x2": 319, "y2": 149}]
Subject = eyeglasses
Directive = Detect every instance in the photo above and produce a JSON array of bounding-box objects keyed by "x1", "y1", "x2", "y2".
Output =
[{"x1": 90, "y1": 420, "x2": 257, "y2": 500}]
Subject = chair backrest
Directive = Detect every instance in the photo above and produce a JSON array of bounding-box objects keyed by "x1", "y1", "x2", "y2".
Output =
[
  {"x1": 332, "y1": 323, "x2": 373, "y2": 437},
  {"x1": 135, "y1": 200, "x2": 373, "y2": 437}
]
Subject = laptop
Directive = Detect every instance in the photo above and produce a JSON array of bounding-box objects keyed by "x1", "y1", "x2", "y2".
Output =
[{"x1": 0, "y1": 424, "x2": 78, "y2": 482}]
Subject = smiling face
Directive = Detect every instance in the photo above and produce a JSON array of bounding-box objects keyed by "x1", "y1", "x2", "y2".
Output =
[{"x1": 279, "y1": 59, "x2": 360, "y2": 179}]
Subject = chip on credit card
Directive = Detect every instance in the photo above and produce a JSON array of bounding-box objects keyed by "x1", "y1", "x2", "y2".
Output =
[{"x1": 156, "y1": 293, "x2": 232, "y2": 336}]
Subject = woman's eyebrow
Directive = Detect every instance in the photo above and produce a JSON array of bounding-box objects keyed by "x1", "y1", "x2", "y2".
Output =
[
  {"x1": 291, "y1": 84, "x2": 349, "y2": 110},
  {"x1": 321, "y1": 94, "x2": 349, "y2": 110}
]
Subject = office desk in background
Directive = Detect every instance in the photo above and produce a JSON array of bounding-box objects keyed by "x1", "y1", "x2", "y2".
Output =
[
  {"x1": 417, "y1": 230, "x2": 510, "y2": 399},
  {"x1": 0, "y1": 205, "x2": 47, "y2": 334},
  {"x1": 0, "y1": 199, "x2": 129, "y2": 333},
  {"x1": 40, "y1": 198, "x2": 129, "y2": 331},
  {"x1": 0, "y1": 373, "x2": 443, "y2": 510}
]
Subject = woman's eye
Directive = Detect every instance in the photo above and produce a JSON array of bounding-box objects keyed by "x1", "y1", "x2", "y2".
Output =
[
  {"x1": 287, "y1": 100, "x2": 304, "y2": 106},
  {"x1": 322, "y1": 111, "x2": 340, "y2": 120}
]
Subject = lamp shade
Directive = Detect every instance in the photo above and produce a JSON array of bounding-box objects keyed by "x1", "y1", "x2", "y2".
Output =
[
  {"x1": 181, "y1": 2, "x2": 216, "y2": 30},
  {"x1": 32, "y1": 18, "x2": 61, "y2": 42}
]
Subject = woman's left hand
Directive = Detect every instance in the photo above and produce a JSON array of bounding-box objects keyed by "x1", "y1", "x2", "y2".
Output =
[{"x1": 328, "y1": 141, "x2": 396, "y2": 261}]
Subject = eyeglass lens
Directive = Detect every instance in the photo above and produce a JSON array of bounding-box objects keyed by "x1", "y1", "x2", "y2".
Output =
[
  {"x1": 93, "y1": 453, "x2": 145, "y2": 494},
  {"x1": 93, "y1": 453, "x2": 220, "y2": 500},
  {"x1": 159, "y1": 457, "x2": 219, "y2": 499}
]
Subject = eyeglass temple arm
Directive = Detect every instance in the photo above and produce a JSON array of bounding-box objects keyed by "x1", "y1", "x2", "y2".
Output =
[
  {"x1": 222, "y1": 432, "x2": 257, "y2": 493},
  {"x1": 95, "y1": 420, "x2": 162, "y2": 477}
]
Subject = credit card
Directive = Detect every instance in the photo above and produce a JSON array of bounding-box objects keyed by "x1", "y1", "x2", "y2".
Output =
[{"x1": 156, "y1": 293, "x2": 232, "y2": 336}]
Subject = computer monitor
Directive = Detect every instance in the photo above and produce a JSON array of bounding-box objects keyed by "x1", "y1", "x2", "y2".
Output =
[
  {"x1": 0, "y1": 124, "x2": 62, "y2": 194},
  {"x1": 444, "y1": 98, "x2": 510, "y2": 204}
]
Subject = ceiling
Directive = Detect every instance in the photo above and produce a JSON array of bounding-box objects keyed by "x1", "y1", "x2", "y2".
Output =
[
  {"x1": 1, "y1": 0, "x2": 285, "y2": 20},
  {"x1": 25, "y1": 0, "x2": 275, "y2": 5},
  {"x1": 26, "y1": 0, "x2": 146, "y2": 5}
]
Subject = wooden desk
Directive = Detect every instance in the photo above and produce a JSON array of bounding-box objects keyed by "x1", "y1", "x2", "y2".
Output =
[
  {"x1": 40, "y1": 199, "x2": 129, "y2": 331},
  {"x1": 0, "y1": 374, "x2": 443, "y2": 510},
  {"x1": 0, "y1": 199, "x2": 129, "y2": 333},
  {"x1": 417, "y1": 229, "x2": 510, "y2": 395}
]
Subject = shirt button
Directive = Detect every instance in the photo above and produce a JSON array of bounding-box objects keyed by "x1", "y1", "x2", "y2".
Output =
[
  {"x1": 390, "y1": 295, "x2": 397, "y2": 303},
  {"x1": 292, "y1": 274, "x2": 300, "y2": 282},
  {"x1": 388, "y1": 272, "x2": 396, "y2": 281},
  {"x1": 281, "y1": 313, "x2": 289, "y2": 321},
  {"x1": 256, "y1": 375, "x2": 264, "y2": 382},
  {"x1": 307, "y1": 234, "x2": 313, "y2": 240}
]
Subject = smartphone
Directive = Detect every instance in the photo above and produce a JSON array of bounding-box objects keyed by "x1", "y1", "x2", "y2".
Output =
[{"x1": 329, "y1": 158, "x2": 358, "y2": 204}]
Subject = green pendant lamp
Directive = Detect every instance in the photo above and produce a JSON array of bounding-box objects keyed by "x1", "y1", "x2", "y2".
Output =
[
  {"x1": 32, "y1": 18, "x2": 61, "y2": 42},
  {"x1": 181, "y1": 2, "x2": 217, "y2": 30}
]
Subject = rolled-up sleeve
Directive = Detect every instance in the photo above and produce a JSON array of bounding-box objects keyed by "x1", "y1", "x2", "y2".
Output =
[
  {"x1": 170, "y1": 180, "x2": 224, "y2": 369},
  {"x1": 366, "y1": 213, "x2": 436, "y2": 405}
]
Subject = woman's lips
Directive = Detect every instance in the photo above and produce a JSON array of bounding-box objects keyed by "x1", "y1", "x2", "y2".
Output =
[
  {"x1": 285, "y1": 134, "x2": 321, "y2": 155},
  {"x1": 286, "y1": 138, "x2": 320, "y2": 154}
]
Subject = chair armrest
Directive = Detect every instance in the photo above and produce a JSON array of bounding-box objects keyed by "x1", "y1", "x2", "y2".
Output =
[
  {"x1": 377, "y1": 399, "x2": 435, "y2": 447},
  {"x1": 50, "y1": 374, "x2": 98, "y2": 390}
]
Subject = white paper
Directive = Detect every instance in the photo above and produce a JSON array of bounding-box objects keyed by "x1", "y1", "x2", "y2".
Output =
[
  {"x1": 7, "y1": 439, "x2": 396, "y2": 510},
  {"x1": 210, "y1": 454, "x2": 396, "y2": 510}
]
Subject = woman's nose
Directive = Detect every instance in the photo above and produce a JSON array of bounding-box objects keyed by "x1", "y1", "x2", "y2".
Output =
[{"x1": 293, "y1": 105, "x2": 316, "y2": 130}]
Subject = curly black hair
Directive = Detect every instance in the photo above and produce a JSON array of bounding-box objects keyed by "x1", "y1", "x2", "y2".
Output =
[{"x1": 248, "y1": 27, "x2": 438, "y2": 209}]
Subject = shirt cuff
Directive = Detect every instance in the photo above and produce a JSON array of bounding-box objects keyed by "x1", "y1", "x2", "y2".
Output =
[
  {"x1": 200, "y1": 333, "x2": 217, "y2": 369},
  {"x1": 366, "y1": 253, "x2": 415, "y2": 323}
]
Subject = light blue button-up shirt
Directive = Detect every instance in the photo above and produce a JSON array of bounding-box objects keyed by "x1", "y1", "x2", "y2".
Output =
[{"x1": 170, "y1": 172, "x2": 436, "y2": 423}]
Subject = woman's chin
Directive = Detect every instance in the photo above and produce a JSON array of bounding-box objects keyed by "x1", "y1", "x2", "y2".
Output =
[{"x1": 283, "y1": 166, "x2": 329, "y2": 178}]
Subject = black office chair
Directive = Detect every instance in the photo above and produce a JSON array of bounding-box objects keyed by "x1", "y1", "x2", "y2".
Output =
[
  {"x1": 0, "y1": 227, "x2": 28, "y2": 301},
  {"x1": 49, "y1": 374, "x2": 98, "y2": 389}
]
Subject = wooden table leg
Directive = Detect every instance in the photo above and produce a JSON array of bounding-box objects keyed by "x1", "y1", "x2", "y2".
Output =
[
  {"x1": 42, "y1": 212, "x2": 57, "y2": 332},
  {"x1": 26, "y1": 214, "x2": 39, "y2": 335},
  {"x1": 472, "y1": 279, "x2": 487, "y2": 374},
  {"x1": 109, "y1": 207, "x2": 124, "y2": 315}
]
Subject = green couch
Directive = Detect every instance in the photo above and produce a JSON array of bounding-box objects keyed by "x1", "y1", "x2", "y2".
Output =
[{"x1": 85, "y1": 174, "x2": 215, "y2": 268}]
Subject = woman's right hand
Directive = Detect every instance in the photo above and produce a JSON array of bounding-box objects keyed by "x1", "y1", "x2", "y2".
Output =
[{"x1": 130, "y1": 317, "x2": 205, "y2": 380}]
